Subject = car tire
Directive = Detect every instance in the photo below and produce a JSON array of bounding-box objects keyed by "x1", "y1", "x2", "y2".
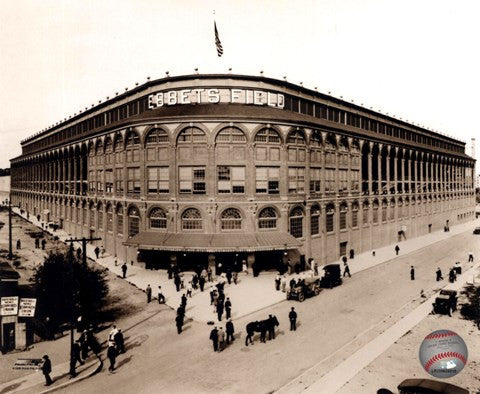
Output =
[
  {"x1": 314, "y1": 288, "x2": 320, "y2": 296},
  {"x1": 298, "y1": 293, "x2": 305, "y2": 302}
]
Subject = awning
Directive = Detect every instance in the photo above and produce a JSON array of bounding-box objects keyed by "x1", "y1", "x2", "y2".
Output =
[{"x1": 123, "y1": 232, "x2": 302, "y2": 253}]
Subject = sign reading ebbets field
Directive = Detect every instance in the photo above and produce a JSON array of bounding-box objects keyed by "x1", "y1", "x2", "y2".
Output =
[
  {"x1": 148, "y1": 88, "x2": 285, "y2": 109},
  {"x1": 13, "y1": 358, "x2": 44, "y2": 370},
  {"x1": 18, "y1": 298, "x2": 37, "y2": 317},
  {"x1": 0, "y1": 296, "x2": 19, "y2": 316}
]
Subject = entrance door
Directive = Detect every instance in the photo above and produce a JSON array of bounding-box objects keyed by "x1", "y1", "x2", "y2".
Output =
[
  {"x1": 339, "y1": 241, "x2": 348, "y2": 258},
  {"x1": 2, "y1": 323, "x2": 15, "y2": 352}
]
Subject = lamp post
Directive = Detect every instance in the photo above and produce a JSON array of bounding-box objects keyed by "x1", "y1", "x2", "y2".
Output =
[{"x1": 8, "y1": 198, "x2": 13, "y2": 260}]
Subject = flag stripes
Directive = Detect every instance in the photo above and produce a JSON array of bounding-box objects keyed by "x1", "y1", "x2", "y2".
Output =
[{"x1": 214, "y1": 21, "x2": 223, "y2": 57}]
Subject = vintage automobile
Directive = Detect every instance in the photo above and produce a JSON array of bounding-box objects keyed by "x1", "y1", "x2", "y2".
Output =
[
  {"x1": 473, "y1": 227, "x2": 480, "y2": 234},
  {"x1": 320, "y1": 264, "x2": 342, "y2": 288},
  {"x1": 286, "y1": 277, "x2": 322, "y2": 302},
  {"x1": 432, "y1": 289, "x2": 458, "y2": 316},
  {"x1": 397, "y1": 378, "x2": 468, "y2": 394}
]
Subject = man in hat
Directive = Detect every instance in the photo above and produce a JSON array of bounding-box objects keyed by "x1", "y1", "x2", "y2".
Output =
[
  {"x1": 42, "y1": 355, "x2": 53, "y2": 386},
  {"x1": 226, "y1": 319, "x2": 235, "y2": 344}
]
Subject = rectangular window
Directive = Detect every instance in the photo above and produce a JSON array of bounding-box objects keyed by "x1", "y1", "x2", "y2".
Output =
[
  {"x1": 256, "y1": 167, "x2": 280, "y2": 194},
  {"x1": 339, "y1": 169, "x2": 348, "y2": 192},
  {"x1": 326, "y1": 213, "x2": 334, "y2": 233},
  {"x1": 105, "y1": 169, "x2": 113, "y2": 193},
  {"x1": 96, "y1": 170, "x2": 104, "y2": 192},
  {"x1": 352, "y1": 209, "x2": 358, "y2": 228},
  {"x1": 147, "y1": 167, "x2": 169, "y2": 193},
  {"x1": 350, "y1": 170, "x2": 359, "y2": 192},
  {"x1": 117, "y1": 214, "x2": 123, "y2": 235},
  {"x1": 310, "y1": 168, "x2": 321, "y2": 193},
  {"x1": 325, "y1": 169, "x2": 336, "y2": 193},
  {"x1": 288, "y1": 167, "x2": 305, "y2": 193},
  {"x1": 115, "y1": 168, "x2": 124, "y2": 193},
  {"x1": 179, "y1": 166, "x2": 206, "y2": 194},
  {"x1": 217, "y1": 166, "x2": 245, "y2": 194},
  {"x1": 88, "y1": 170, "x2": 95, "y2": 192},
  {"x1": 127, "y1": 168, "x2": 140, "y2": 194}
]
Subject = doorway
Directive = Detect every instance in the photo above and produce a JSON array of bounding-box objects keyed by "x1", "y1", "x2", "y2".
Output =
[{"x1": 2, "y1": 323, "x2": 15, "y2": 353}]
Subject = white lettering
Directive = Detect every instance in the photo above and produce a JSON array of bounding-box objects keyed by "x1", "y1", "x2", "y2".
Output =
[
  {"x1": 192, "y1": 89, "x2": 205, "y2": 103},
  {"x1": 208, "y1": 89, "x2": 220, "y2": 103},
  {"x1": 245, "y1": 90, "x2": 252, "y2": 105},
  {"x1": 167, "y1": 91, "x2": 177, "y2": 105},
  {"x1": 253, "y1": 90, "x2": 264, "y2": 105},
  {"x1": 231, "y1": 89, "x2": 242, "y2": 103},
  {"x1": 267, "y1": 92, "x2": 275, "y2": 107},
  {"x1": 180, "y1": 90, "x2": 191, "y2": 104},
  {"x1": 148, "y1": 94, "x2": 154, "y2": 109},
  {"x1": 156, "y1": 93, "x2": 164, "y2": 107},
  {"x1": 277, "y1": 94, "x2": 285, "y2": 109}
]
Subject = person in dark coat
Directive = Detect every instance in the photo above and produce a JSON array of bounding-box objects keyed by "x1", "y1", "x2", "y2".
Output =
[
  {"x1": 177, "y1": 305, "x2": 185, "y2": 319},
  {"x1": 42, "y1": 239, "x2": 47, "y2": 250},
  {"x1": 72, "y1": 339, "x2": 85, "y2": 365},
  {"x1": 436, "y1": 267, "x2": 443, "y2": 281},
  {"x1": 343, "y1": 262, "x2": 351, "y2": 277},
  {"x1": 35, "y1": 238, "x2": 40, "y2": 248},
  {"x1": 226, "y1": 270, "x2": 232, "y2": 284},
  {"x1": 225, "y1": 298, "x2": 232, "y2": 320},
  {"x1": 217, "y1": 299, "x2": 224, "y2": 321},
  {"x1": 267, "y1": 315, "x2": 276, "y2": 340},
  {"x1": 209, "y1": 326, "x2": 219, "y2": 351},
  {"x1": 146, "y1": 284, "x2": 152, "y2": 303},
  {"x1": 449, "y1": 268, "x2": 456, "y2": 283},
  {"x1": 199, "y1": 275, "x2": 205, "y2": 292},
  {"x1": 107, "y1": 343, "x2": 117, "y2": 372},
  {"x1": 174, "y1": 274, "x2": 181, "y2": 292},
  {"x1": 181, "y1": 293, "x2": 187, "y2": 309},
  {"x1": 289, "y1": 307, "x2": 297, "y2": 331},
  {"x1": 289, "y1": 278, "x2": 296, "y2": 290},
  {"x1": 210, "y1": 288, "x2": 216, "y2": 305},
  {"x1": 395, "y1": 245, "x2": 400, "y2": 255},
  {"x1": 114, "y1": 329, "x2": 125, "y2": 354},
  {"x1": 121, "y1": 262, "x2": 127, "y2": 278},
  {"x1": 410, "y1": 266, "x2": 415, "y2": 280},
  {"x1": 167, "y1": 264, "x2": 173, "y2": 279},
  {"x1": 232, "y1": 271, "x2": 238, "y2": 285},
  {"x1": 16, "y1": 239, "x2": 21, "y2": 249},
  {"x1": 42, "y1": 355, "x2": 53, "y2": 386},
  {"x1": 175, "y1": 314, "x2": 184, "y2": 334},
  {"x1": 275, "y1": 275, "x2": 281, "y2": 291},
  {"x1": 94, "y1": 246, "x2": 100, "y2": 259},
  {"x1": 192, "y1": 274, "x2": 199, "y2": 290},
  {"x1": 349, "y1": 248, "x2": 355, "y2": 259},
  {"x1": 226, "y1": 319, "x2": 235, "y2": 344}
]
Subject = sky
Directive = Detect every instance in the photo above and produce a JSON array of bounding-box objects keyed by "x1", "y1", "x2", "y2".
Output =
[{"x1": 1, "y1": 0, "x2": 479, "y2": 168}]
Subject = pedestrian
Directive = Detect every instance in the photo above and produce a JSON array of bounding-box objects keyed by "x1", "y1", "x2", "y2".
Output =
[
  {"x1": 80, "y1": 330, "x2": 89, "y2": 360},
  {"x1": 94, "y1": 246, "x2": 100, "y2": 259},
  {"x1": 192, "y1": 274, "x2": 199, "y2": 290},
  {"x1": 226, "y1": 269, "x2": 232, "y2": 284},
  {"x1": 146, "y1": 284, "x2": 152, "y2": 303},
  {"x1": 468, "y1": 252, "x2": 474, "y2": 262},
  {"x1": 289, "y1": 278, "x2": 296, "y2": 290},
  {"x1": 121, "y1": 262, "x2": 127, "y2": 278},
  {"x1": 449, "y1": 268, "x2": 456, "y2": 283},
  {"x1": 177, "y1": 305, "x2": 185, "y2": 319},
  {"x1": 342, "y1": 255, "x2": 347, "y2": 264},
  {"x1": 114, "y1": 329, "x2": 125, "y2": 354},
  {"x1": 41, "y1": 355, "x2": 53, "y2": 386},
  {"x1": 343, "y1": 262, "x2": 351, "y2": 278},
  {"x1": 275, "y1": 274, "x2": 281, "y2": 291},
  {"x1": 107, "y1": 342, "x2": 117, "y2": 372},
  {"x1": 210, "y1": 287, "x2": 216, "y2": 305},
  {"x1": 313, "y1": 260, "x2": 318, "y2": 276},
  {"x1": 35, "y1": 238, "x2": 40, "y2": 248},
  {"x1": 289, "y1": 307, "x2": 297, "y2": 331},
  {"x1": 199, "y1": 275, "x2": 206, "y2": 291},
  {"x1": 395, "y1": 245, "x2": 400, "y2": 255},
  {"x1": 207, "y1": 266, "x2": 213, "y2": 282},
  {"x1": 225, "y1": 297, "x2": 232, "y2": 320},
  {"x1": 174, "y1": 274, "x2": 181, "y2": 292},
  {"x1": 101, "y1": 246, "x2": 105, "y2": 257},
  {"x1": 181, "y1": 293, "x2": 187, "y2": 309},
  {"x1": 175, "y1": 313, "x2": 184, "y2": 334},
  {"x1": 232, "y1": 271, "x2": 238, "y2": 285},
  {"x1": 209, "y1": 326, "x2": 219, "y2": 351},
  {"x1": 349, "y1": 248, "x2": 355, "y2": 259},
  {"x1": 267, "y1": 315, "x2": 276, "y2": 340},
  {"x1": 410, "y1": 266, "x2": 415, "y2": 280},
  {"x1": 217, "y1": 299, "x2": 224, "y2": 321},
  {"x1": 436, "y1": 267, "x2": 443, "y2": 281},
  {"x1": 226, "y1": 319, "x2": 235, "y2": 344},
  {"x1": 242, "y1": 260, "x2": 248, "y2": 274},
  {"x1": 186, "y1": 282, "x2": 193, "y2": 297},
  {"x1": 218, "y1": 327, "x2": 226, "y2": 352},
  {"x1": 70, "y1": 340, "x2": 84, "y2": 376},
  {"x1": 158, "y1": 286, "x2": 165, "y2": 304},
  {"x1": 16, "y1": 239, "x2": 21, "y2": 249},
  {"x1": 76, "y1": 246, "x2": 81, "y2": 257}
]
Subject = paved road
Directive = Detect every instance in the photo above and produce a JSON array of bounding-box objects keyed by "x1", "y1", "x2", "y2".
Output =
[{"x1": 63, "y1": 229, "x2": 480, "y2": 394}]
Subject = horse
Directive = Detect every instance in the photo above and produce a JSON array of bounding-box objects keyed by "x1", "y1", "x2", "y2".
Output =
[{"x1": 245, "y1": 315, "x2": 279, "y2": 346}]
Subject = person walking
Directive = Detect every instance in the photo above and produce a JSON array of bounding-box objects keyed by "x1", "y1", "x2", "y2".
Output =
[
  {"x1": 436, "y1": 267, "x2": 443, "y2": 281},
  {"x1": 349, "y1": 248, "x2": 355, "y2": 259},
  {"x1": 209, "y1": 326, "x2": 219, "y2": 351},
  {"x1": 146, "y1": 284, "x2": 152, "y2": 303},
  {"x1": 114, "y1": 329, "x2": 125, "y2": 354},
  {"x1": 72, "y1": 339, "x2": 85, "y2": 366},
  {"x1": 275, "y1": 274, "x2": 281, "y2": 291},
  {"x1": 16, "y1": 239, "x2": 21, "y2": 249},
  {"x1": 186, "y1": 282, "x2": 193, "y2": 297},
  {"x1": 192, "y1": 274, "x2": 199, "y2": 290},
  {"x1": 175, "y1": 313, "x2": 184, "y2": 334},
  {"x1": 289, "y1": 307, "x2": 297, "y2": 331},
  {"x1": 107, "y1": 342, "x2": 117, "y2": 372},
  {"x1": 468, "y1": 252, "x2": 474, "y2": 262},
  {"x1": 226, "y1": 269, "x2": 232, "y2": 285},
  {"x1": 181, "y1": 293, "x2": 187, "y2": 309},
  {"x1": 121, "y1": 262, "x2": 127, "y2": 278},
  {"x1": 94, "y1": 246, "x2": 100, "y2": 259},
  {"x1": 226, "y1": 319, "x2": 235, "y2": 344},
  {"x1": 174, "y1": 274, "x2": 181, "y2": 292},
  {"x1": 79, "y1": 330, "x2": 89, "y2": 360},
  {"x1": 35, "y1": 238, "x2": 40, "y2": 248},
  {"x1": 207, "y1": 266, "x2": 213, "y2": 282},
  {"x1": 449, "y1": 268, "x2": 457, "y2": 283},
  {"x1": 199, "y1": 275, "x2": 205, "y2": 291},
  {"x1": 41, "y1": 355, "x2": 53, "y2": 386},
  {"x1": 410, "y1": 266, "x2": 415, "y2": 280},
  {"x1": 289, "y1": 278, "x2": 296, "y2": 290},
  {"x1": 217, "y1": 299, "x2": 224, "y2": 321},
  {"x1": 343, "y1": 262, "x2": 351, "y2": 278},
  {"x1": 225, "y1": 298, "x2": 232, "y2": 320},
  {"x1": 157, "y1": 286, "x2": 165, "y2": 304},
  {"x1": 232, "y1": 271, "x2": 238, "y2": 285},
  {"x1": 218, "y1": 327, "x2": 226, "y2": 352},
  {"x1": 395, "y1": 245, "x2": 400, "y2": 255},
  {"x1": 341, "y1": 255, "x2": 347, "y2": 265},
  {"x1": 267, "y1": 315, "x2": 276, "y2": 340}
]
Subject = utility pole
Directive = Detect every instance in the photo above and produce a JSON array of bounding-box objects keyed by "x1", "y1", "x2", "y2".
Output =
[
  {"x1": 8, "y1": 198, "x2": 13, "y2": 260},
  {"x1": 66, "y1": 236, "x2": 102, "y2": 265}
]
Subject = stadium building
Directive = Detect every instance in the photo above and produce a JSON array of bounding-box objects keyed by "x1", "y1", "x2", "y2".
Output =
[{"x1": 10, "y1": 74, "x2": 476, "y2": 271}]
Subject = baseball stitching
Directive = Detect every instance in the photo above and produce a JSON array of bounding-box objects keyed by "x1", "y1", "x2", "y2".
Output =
[
  {"x1": 424, "y1": 331, "x2": 457, "y2": 340},
  {"x1": 424, "y1": 351, "x2": 467, "y2": 372}
]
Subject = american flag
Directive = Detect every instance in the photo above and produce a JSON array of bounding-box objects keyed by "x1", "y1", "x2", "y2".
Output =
[{"x1": 214, "y1": 21, "x2": 223, "y2": 57}]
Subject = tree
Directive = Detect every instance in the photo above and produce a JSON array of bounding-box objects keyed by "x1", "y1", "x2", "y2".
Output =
[
  {"x1": 460, "y1": 285, "x2": 480, "y2": 330},
  {"x1": 32, "y1": 250, "x2": 108, "y2": 333}
]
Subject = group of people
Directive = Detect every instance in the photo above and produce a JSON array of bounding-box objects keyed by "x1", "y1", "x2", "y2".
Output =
[
  {"x1": 106, "y1": 324, "x2": 126, "y2": 372},
  {"x1": 209, "y1": 319, "x2": 235, "y2": 352}
]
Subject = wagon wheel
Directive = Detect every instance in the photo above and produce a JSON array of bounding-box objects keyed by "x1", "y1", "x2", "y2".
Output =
[
  {"x1": 298, "y1": 293, "x2": 305, "y2": 302},
  {"x1": 314, "y1": 288, "x2": 320, "y2": 296}
]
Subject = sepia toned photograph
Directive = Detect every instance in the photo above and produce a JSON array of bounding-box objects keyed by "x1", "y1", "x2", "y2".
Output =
[{"x1": 0, "y1": 1, "x2": 479, "y2": 393}]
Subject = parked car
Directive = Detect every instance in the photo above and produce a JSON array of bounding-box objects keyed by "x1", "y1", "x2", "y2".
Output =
[
  {"x1": 432, "y1": 289, "x2": 457, "y2": 316},
  {"x1": 473, "y1": 227, "x2": 480, "y2": 234},
  {"x1": 397, "y1": 378, "x2": 468, "y2": 394},
  {"x1": 320, "y1": 264, "x2": 342, "y2": 288},
  {"x1": 287, "y1": 277, "x2": 322, "y2": 302}
]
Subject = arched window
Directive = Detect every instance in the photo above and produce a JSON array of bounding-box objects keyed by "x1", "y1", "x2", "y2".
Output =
[
  {"x1": 128, "y1": 206, "x2": 140, "y2": 237},
  {"x1": 311, "y1": 205, "x2": 320, "y2": 235},
  {"x1": 177, "y1": 127, "x2": 206, "y2": 143},
  {"x1": 372, "y1": 199, "x2": 379, "y2": 224},
  {"x1": 149, "y1": 207, "x2": 167, "y2": 229},
  {"x1": 106, "y1": 204, "x2": 113, "y2": 232},
  {"x1": 338, "y1": 137, "x2": 348, "y2": 152},
  {"x1": 310, "y1": 130, "x2": 323, "y2": 164},
  {"x1": 362, "y1": 200, "x2": 370, "y2": 225},
  {"x1": 287, "y1": 130, "x2": 306, "y2": 145},
  {"x1": 95, "y1": 140, "x2": 104, "y2": 155},
  {"x1": 116, "y1": 204, "x2": 124, "y2": 235},
  {"x1": 289, "y1": 207, "x2": 304, "y2": 238},
  {"x1": 326, "y1": 203, "x2": 335, "y2": 232},
  {"x1": 125, "y1": 130, "x2": 140, "y2": 163},
  {"x1": 325, "y1": 133, "x2": 336, "y2": 150},
  {"x1": 216, "y1": 127, "x2": 246, "y2": 143},
  {"x1": 339, "y1": 202, "x2": 348, "y2": 230},
  {"x1": 310, "y1": 130, "x2": 322, "y2": 147},
  {"x1": 105, "y1": 137, "x2": 113, "y2": 153},
  {"x1": 258, "y1": 207, "x2": 277, "y2": 229},
  {"x1": 220, "y1": 208, "x2": 242, "y2": 230},
  {"x1": 381, "y1": 199, "x2": 388, "y2": 222},
  {"x1": 351, "y1": 201, "x2": 359, "y2": 228},
  {"x1": 181, "y1": 208, "x2": 203, "y2": 230},
  {"x1": 97, "y1": 202, "x2": 103, "y2": 230},
  {"x1": 113, "y1": 134, "x2": 123, "y2": 151},
  {"x1": 126, "y1": 130, "x2": 140, "y2": 147},
  {"x1": 145, "y1": 128, "x2": 169, "y2": 144},
  {"x1": 254, "y1": 128, "x2": 281, "y2": 144}
]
